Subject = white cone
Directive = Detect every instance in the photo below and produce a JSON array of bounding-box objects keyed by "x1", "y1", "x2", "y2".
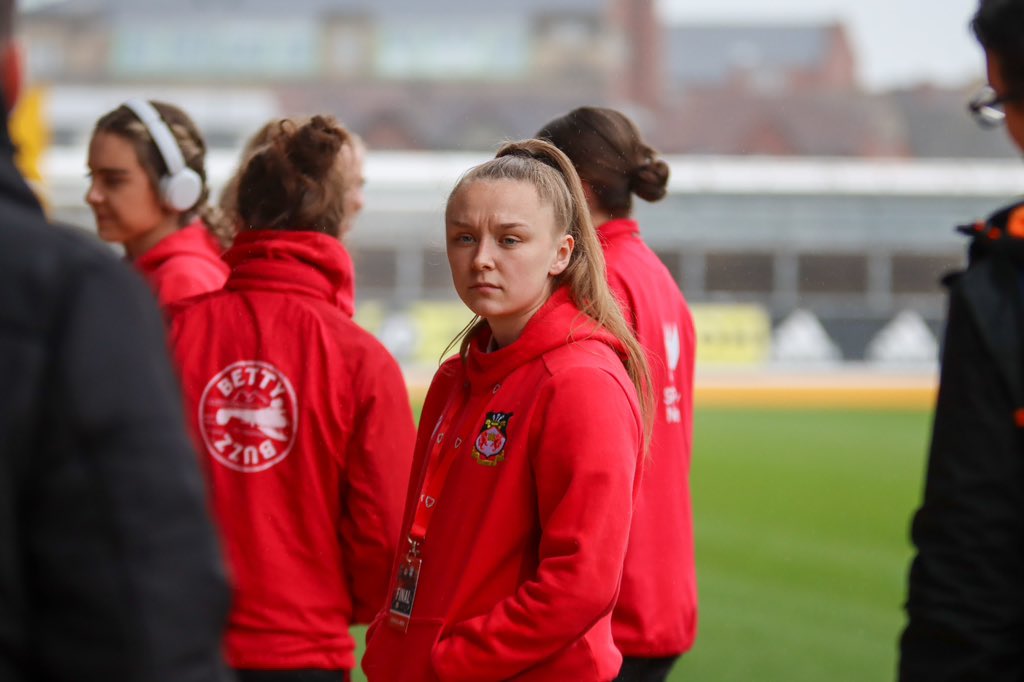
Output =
[
  {"x1": 772, "y1": 309, "x2": 843, "y2": 364},
  {"x1": 866, "y1": 310, "x2": 938, "y2": 364}
]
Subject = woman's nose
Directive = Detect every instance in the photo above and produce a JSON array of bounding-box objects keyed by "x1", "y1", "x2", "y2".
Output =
[
  {"x1": 472, "y1": 240, "x2": 495, "y2": 270},
  {"x1": 85, "y1": 180, "x2": 102, "y2": 205}
]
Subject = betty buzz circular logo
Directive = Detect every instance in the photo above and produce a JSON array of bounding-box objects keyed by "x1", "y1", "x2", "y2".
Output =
[{"x1": 198, "y1": 361, "x2": 298, "y2": 473}]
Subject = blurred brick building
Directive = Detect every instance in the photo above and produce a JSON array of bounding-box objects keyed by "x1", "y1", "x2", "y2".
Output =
[
  {"x1": 20, "y1": 0, "x2": 1001, "y2": 157},
  {"x1": 22, "y1": 0, "x2": 653, "y2": 149},
  {"x1": 658, "y1": 22, "x2": 905, "y2": 156}
]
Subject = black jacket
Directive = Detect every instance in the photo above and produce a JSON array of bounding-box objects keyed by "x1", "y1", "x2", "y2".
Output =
[
  {"x1": 0, "y1": 120, "x2": 232, "y2": 678},
  {"x1": 900, "y1": 201, "x2": 1024, "y2": 681}
]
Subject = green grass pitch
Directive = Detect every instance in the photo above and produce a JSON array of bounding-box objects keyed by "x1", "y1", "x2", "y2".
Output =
[{"x1": 350, "y1": 407, "x2": 932, "y2": 681}]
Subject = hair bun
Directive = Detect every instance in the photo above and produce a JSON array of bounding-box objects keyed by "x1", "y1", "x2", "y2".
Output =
[
  {"x1": 236, "y1": 114, "x2": 353, "y2": 236},
  {"x1": 288, "y1": 116, "x2": 347, "y2": 178},
  {"x1": 630, "y1": 158, "x2": 669, "y2": 202}
]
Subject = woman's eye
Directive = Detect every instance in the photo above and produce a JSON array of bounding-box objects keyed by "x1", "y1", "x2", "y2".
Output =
[
  {"x1": 453, "y1": 234, "x2": 475, "y2": 244},
  {"x1": 501, "y1": 236, "x2": 521, "y2": 247},
  {"x1": 89, "y1": 174, "x2": 121, "y2": 189}
]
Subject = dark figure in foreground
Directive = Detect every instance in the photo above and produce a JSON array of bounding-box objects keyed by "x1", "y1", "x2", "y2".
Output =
[
  {"x1": 0, "y1": 2, "x2": 232, "y2": 681},
  {"x1": 901, "y1": 1, "x2": 1024, "y2": 679}
]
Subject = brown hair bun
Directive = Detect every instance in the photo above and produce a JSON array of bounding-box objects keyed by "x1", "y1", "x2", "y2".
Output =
[{"x1": 629, "y1": 158, "x2": 669, "y2": 202}]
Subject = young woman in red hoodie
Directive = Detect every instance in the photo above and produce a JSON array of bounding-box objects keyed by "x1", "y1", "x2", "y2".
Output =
[
  {"x1": 362, "y1": 139, "x2": 653, "y2": 682},
  {"x1": 167, "y1": 116, "x2": 416, "y2": 682},
  {"x1": 537, "y1": 107, "x2": 697, "y2": 682},
  {"x1": 86, "y1": 99, "x2": 229, "y2": 305}
]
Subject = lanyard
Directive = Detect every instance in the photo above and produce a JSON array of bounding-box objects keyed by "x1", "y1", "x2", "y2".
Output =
[
  {"x1": 409, "y1": 388, "x2": 466, "y2": 545},
  {"x1": 389, "y1": 383, "x2": 472, "y2": 632}
]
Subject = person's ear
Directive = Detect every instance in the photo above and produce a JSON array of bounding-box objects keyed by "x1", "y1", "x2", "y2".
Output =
[
  {"x1": 0, "y1": 41, "x2": 23, "y2": 113},
  {"x1": 549, "y1": 233, "x2": 575, "y2": 276}
]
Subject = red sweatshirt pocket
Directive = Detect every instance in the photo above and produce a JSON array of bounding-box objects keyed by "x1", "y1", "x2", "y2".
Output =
[
  {"x1": 510, "y1": 636, "x2": 602, "y2": 681},
  {"x1": 363, "y1": 617, "x2": 444, "y2": 682}
]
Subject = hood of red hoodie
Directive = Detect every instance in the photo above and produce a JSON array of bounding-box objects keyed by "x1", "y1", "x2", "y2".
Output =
[
  {"x1": 134, "y1": 220, "x2": 224, "y2": 273},
  {"x1": 596, "y1": 218, "x2": 641, "y2": 247},
  {"x1": 464, "y1": 286, "x2": 628, "y2": 392},
  {"x1": 332, "y1": 243, "x2": 357, "y2": 317},
  {"x1": 224, "y1": 230, "x2": 355, "y2": 312}
]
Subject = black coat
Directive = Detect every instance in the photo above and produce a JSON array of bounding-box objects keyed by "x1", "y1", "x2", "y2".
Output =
[
  {"x1": 0, "y1": 122, "x2": 232, "y2": 679},
  {"x1": 900, "y1": 201, "x2": 1024, "y2": 681}
]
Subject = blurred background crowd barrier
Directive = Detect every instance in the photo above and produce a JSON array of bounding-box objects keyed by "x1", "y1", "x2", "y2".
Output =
[{"x1": 44, "y1": 142, "x2": 1012, "y2": 395}]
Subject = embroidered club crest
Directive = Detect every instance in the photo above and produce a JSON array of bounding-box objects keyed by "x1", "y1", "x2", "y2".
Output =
[
  {"x1": 198, "y1": 360, "x2": 299, "y2": 473},
  {"x1": 473, "y1": 412, "x2": 513, "y2": 466}
]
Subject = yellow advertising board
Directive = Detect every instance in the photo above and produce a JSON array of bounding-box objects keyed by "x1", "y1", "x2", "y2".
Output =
[
  {"x1": 690, "y1": 303, "x2": 772, "y2": 366},
  {"x1": 10, "y1": 85, "x2": 49, "y2": 185},
  {"x1": 359, "y1": 300, "x2": 773, "y2": 369},
  {"x1": 355, "y1": 300, "x2": 474, "y2": 367}
]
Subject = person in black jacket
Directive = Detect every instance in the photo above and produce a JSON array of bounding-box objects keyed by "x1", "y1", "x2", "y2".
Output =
[
  {"x1": 0, "y1": 2, "x2": 233, "y2": 680},
  {"x1": 900, "y1": 1, "x2": 1024, "y2": 679}
]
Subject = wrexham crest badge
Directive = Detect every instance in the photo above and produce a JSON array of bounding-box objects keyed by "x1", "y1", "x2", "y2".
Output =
[{"x1": 473, "y1": 412, "x2": 513, "y2": 466}]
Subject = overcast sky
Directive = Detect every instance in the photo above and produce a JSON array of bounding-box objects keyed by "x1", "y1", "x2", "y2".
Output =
[{"x1": 659, "y1": 0, "x2": 983, "y2": 91}]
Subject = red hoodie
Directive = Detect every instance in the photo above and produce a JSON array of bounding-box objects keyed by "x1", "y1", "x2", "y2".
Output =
[
  {"x1": 333, "y1": 243, "x2": 356, "y2": 316},
  {"x1": 599, "y1": 218, "x2": 698, "y2": 657},
  {"x1": 133, "y1": 220, "x2": 229, "y2": 306},
  {"x1": 362, "y1": 287, "x2": 644, "y2": 682},
  {"x1": 167, "y1": 230, "x2": 415, "y2": 671}
]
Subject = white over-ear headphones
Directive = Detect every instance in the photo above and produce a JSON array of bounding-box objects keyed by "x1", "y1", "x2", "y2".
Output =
[{"x1": 122, "y1": 98, "x2": 203, "y2": 212}]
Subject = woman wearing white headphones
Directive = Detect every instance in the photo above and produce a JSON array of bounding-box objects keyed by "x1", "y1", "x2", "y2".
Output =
[{"x1": 86, "y1": 99, "x2": 230, "y2": 306}]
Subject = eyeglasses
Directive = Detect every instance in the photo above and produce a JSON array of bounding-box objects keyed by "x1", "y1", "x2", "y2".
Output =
[{"x1": 968, "y1": 85, "x2": 1018, "y2": 128}]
